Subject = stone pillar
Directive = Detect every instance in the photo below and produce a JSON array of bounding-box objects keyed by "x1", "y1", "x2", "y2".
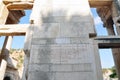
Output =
[
  {"x1": 22, "y1": 24, "x2": 34, "y2": 80},
  {"x1": 112, "y1": 2, "x2": 120, "y2": 34},
  {"x1": 0, "y1": 0, "x2": 9, "y2": 24},
  {"x1": 1, "y1": 36, "x2": 18, "y2": 69},
  {"x1": 0, "y1": 0, "x2": 10, "y2": 60},
  {"x1": 0, "y1": 1, "x2": 9, "y2": 79},
  {"x1": 0, "y1": 60, "x2": 7, "y2": 80},
  {"x1": 97, "y1": 2, "x2": 120, "y2": 79},
  {"x1": 105, "y1": 18, "x2": 120, "y2": 79},
  {"x1": 111, "y1": 2, "x2": 120, "y2": 79},
  {"x1": 93, "y1": 41, "x2": 103, "y2": 80},
  {"x1": 0, "y1": 36, "x2": 13, "y2": 61},
  {"x1": 106, "y1": 25, "x2": 115, "y2": 35},
  {"x1": 106, "y1": 25, "x2": 120, "y2": 79},
  {"x1": 111, "y1": 48, "x2": 120, "y2": 80},
  {"x1": 26, "y1": 0, "x2": 103, "y2": 80}
]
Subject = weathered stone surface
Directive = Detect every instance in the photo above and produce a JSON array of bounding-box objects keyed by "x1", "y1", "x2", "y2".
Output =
[
  {"x1": 55, "y1": 72, "x2": 93, "y2": 80},
  {"x1": 72, "y1": 63, "x2": 92, "y2": 72},
  {"x1": 28, "y1": 72, "x2": 55, "y2": 80},
  {"x1": 31, "y1": 37, "x2": 90, "y2": 45},
  {"x1": 29, "y1": 64, "x2": 50, "y2": 72},
  {"x1": 30, "y1": 45, "x2": 61, "y2": 64},
  {"x1": 26, "y1": 0, "x2": 102, "y2": 80},
  {"x1": 50, "y1": 64, "x2": 72, "y2": 72},
  {"x1": 4, "y1": 67, "x2": 21, "y2": 80},
  {"x1": 97, "y1": 1, "x2": 120, "y2": 79},
  {"x1": 0, "y1": 1, "x2": 9, "y2": 24},
  {"x1": 7, "y1": 56, "x2": 18, "y2": 69},
  {"x1": 0, "y1": 60, "x2": 7, "y2": 80},
  {"x1": 1, "y1": 0, "x2": 119, "y2": 80}
]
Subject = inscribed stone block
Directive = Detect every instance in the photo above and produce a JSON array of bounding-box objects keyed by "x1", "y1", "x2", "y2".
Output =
[
  {"x1": 60, "y1": 23, "x2": 89, "y2": 37},
  {"x1": 50, "y1": 64, "x2": 72, "y2": 72},
  {"x1": 55, "y1": 72, "x2": 93, "y2": 80},
  {"x1": 72, "y1": 63, "x2": 92, "y2": 72},
  {"x1": 29, "y1": 64, "x2": 50, "y2": 72},
  {"x1": 30, "y1": 45, "x2": 61, "y2": 64},
  {"x1": 41, "y1": 16, "x2": 93, "y2": 23},
  {"x1": 33, "y1": 23, "x2": 60, "y2": 38},
  {"x1": 27, "y1": 0, "x2": 103, "y2": 80},
  {"x1": 60, "y1": 45, "x2": 92, "y2": 64},
  {"x1": 28, "y1": 72, "x2": 55, "y2": 80}
]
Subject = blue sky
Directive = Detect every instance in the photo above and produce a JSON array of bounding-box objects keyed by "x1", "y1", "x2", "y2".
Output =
[{"x1": 0, "y1": 8, "x2": 114, "y2": 68}]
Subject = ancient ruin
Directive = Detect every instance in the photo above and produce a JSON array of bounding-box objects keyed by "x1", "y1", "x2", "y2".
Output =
[{"x1": 0, "y1": 0, "x2": 120, "y2": 80}]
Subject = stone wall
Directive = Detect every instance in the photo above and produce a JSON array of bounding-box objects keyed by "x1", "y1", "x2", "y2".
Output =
[{"x1": 23, "y1": 0, "x2": 103, "y2": 80}]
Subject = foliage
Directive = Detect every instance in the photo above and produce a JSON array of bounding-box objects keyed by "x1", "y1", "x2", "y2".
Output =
[{"x1": 109, "y1": 66, "x2": 118, "y2": 78}]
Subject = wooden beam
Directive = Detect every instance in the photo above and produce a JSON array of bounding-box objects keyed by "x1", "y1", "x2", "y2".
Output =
[
  {"x1": 89, "y1": 0, "x2": 112, "y2": 7},
  {"x1": 0, "y1": 1, "x2": 9, "y2": 24},
  {"x1": 3, "y1": 0, "x2": 112, "y2": 10},
  {"x1": 6, "y1": 2, "x2": 33, "y2": 10},
  {"x1": 3, "y1": 0, "x2": 34, "y2": 4},
  {"x1": 0, "y1": 24, "x2": 29, "y2": 36},
  {"x1": 3, "y1": 0, "x2": 34, "y2": 10},
  {"x1": 94, "y1": 36, "x2": 120, "y2": 48}
]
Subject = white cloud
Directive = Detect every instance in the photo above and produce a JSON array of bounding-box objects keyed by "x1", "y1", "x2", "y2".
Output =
[{"x1": 94, "y1": 16, "x2": 103, "y2": 25}]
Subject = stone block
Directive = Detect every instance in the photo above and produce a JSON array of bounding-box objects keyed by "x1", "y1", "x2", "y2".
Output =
[
  {"x1": 50, "y1": 46, "x2": 61, "y2": 63},
  {"x1": 0, "y1": 1, "x2": 9, "y2": 24},
  {"x1": 33, "y1": 23, "x2": 60, "y2": 38},
  {"x1": 60, "y1": 23, "x2": 89, "y2": 37},
  {"x1": 41, "y1": 16, "x2": 93, "y2": 23},
  {"x1": 24, "y1": 25, "x2": 34, "y2": 51},
  {"x1": 32, "y1": 37, "x2": 90, "y2": 45},
  {"x1": 7, "y1": 56, "x2": 18, "y2": 69},
  {"x1": 70, "y1": 37, "x2": 89, "y2": 44},
  {"x1": 50, "y1": 64, "x2": 72, "y2": 72},
  {"x1": 29, "y1": 64, "x2": 50, "y2": 72},
  {"x1": 30, "y1": 45, "x2": 61, "y2": 64},
  {"x1": 3, "y1": 0, "x2": 34, "y2": 2},
  {"x1": 60, "y1": 44, "x2": 93, "y2": 64},
  {"x1": 30, "y1": 46, "x2": 51, "y2": 64},
  {"x1": 52, "y1": 0, "x2": 90, "y2": 16},
  {"x1": 72, "y1": 63, "x2": 92, "y2": 72},
  {"x1": 33, "y1": 0, "x2": 91, "y2": 18},
  {"x1": 55, "y1": 72, "x2": 93, "y2": 80},
  {"x1": 0, "y1": 60, "x2": 7, "y2": 80},
  {"x1": 26, "y1": 0, "x2": 103, "y2": 80},
  {"x1": 28, "y1": 72, "x2": 55, "y2": 80}
]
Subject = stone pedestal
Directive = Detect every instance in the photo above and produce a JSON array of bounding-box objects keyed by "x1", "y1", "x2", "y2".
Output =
[{"x1": 25, "y1": 0, "x2": 103, "y2": 80}]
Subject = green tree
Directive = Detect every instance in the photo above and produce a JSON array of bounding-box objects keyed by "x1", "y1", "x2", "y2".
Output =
[{"x1": 109, "y1": 66, "x2": 118, "y2": 78}]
